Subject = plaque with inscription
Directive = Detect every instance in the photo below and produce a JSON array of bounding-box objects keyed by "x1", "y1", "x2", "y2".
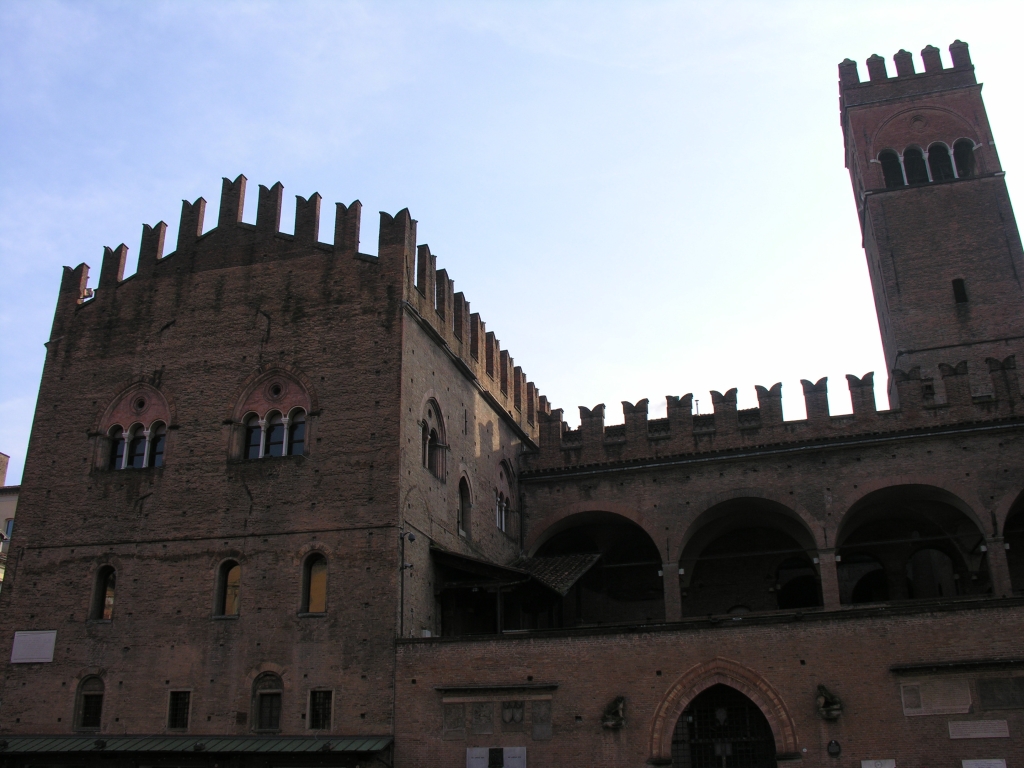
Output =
[
  {"x1": 471, "y1": 702, "x2": 495, "y2": 735},
  {"x1": 962, "y1": 761, "x2": 1006, "y2": 768},
  {"x1": 948, "y1": 720, "x2": 1009, "y2": 739},
  {"x1": 901, "y1": 679, "x2": 971, "y2": 715},
  {"x1": 444, "y1": 702, "x2": 466, "y2": 739},
  {"x1": 860, "y1": 761, "x2": 895, "y2": 768},
  {"x1": 531, "y1": 700, "x2": 552, "y2": 741}
]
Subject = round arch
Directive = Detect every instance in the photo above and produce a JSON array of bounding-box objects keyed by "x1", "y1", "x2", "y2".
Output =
[
  {"x1": 525, "y1": 503, "x2": 663, "y2": 559},
  {"x1": 835, "y1": 480, "x2": 989, "y2": 542},
  {"x1": 228, "y1": 364, "x2": 317, "y2": 423},
  {"x1": 996, "y1": 486, "x2": 1024, "y2": 538},
  {"x1": 649, "y1": 657, "x2": 799, "y2": 763}
]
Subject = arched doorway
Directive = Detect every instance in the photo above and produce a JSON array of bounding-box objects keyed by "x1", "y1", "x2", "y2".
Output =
[{"x1": 671, "y1": 684, "x2": 777, "y2": 767}]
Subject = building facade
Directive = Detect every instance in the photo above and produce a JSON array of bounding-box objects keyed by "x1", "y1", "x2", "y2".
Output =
[{"x1": 0, "y1": 40, "x2": 1022, "y2": 768}]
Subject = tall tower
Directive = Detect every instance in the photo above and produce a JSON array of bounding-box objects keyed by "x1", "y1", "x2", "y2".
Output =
[{"x1": 839, "y1": 41, "x2": 1024, "y2": 404}]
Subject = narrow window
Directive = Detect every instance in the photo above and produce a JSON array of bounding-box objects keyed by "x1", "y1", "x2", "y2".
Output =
[
  {"x1": 216, "y1": 560, "x2": 241, "y2": 616},
  {"x1": 303, "y1": 554, "x2": 328, "y2": 613},
  {"x1": 265, "y1": 414, "x2": 285, "y2": 457},
  {"x1": 91, "y1": 566, "x2": 116, "y2": 620},
  {"x1": 903, "y1": 147, "x2": 929, "y2": 184},
  {"x1": 309, "y1": 690, "x2": 332, "y2": 730},
  {"x1": 109, "y1": 427, "x2": 126, "y2": 470},
  {"x1": 127, "y1": 428, "x2": 147, "y2": 469},
  {"x1": 3, "y1": 518, "x2": 13, "y2": 541},
  {"x1": 427, "y1": 429, "x2": 440, "y2": 476},
  {"x1": 77, "y1": 676, "x2": 104, "y2": 730},
  {"x1": 168, "y1": 691, "x2": 191, "y2": 729},
  {"x1": 879, "y1": 150, "x2": 905, "y2": 188},
  {"x1": 252, "y1": 673, "x2": 283, "y2": 731},
  {"x1": 928, "y1": 143, "x2": 955, "y2": 181},
  {"x1": 245, "y1": 416, "x2": 262, "y2": 460},
  {"x1": 288, "y1": 411, "x2": 306, "y2": 456},
  {"x1": 458, "y1": 479, "x2": 471, "y2": 537},
  {"x1": 954, "y1": 139, "x2": 976, "y2": 178},
  {"x1": 953, "y1": 278, "x2": 969, "y2": 303},
  {"x1": 148, "y1": 423, "x2": 166, "y2": 468},
  {"x1": 421, "y1": 422, "x2": 430, "y2": 467},
  {"x1": 496, "y1": 492, "x2": 505, "y2": 532}
]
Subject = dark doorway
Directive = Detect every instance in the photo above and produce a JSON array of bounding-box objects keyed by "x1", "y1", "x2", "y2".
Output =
[{"x1": 672, "y1": 684, "x2": 776, "y2": 768}]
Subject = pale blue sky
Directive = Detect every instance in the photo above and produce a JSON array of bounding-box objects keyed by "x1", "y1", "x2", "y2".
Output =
[{"x1": 1, "y1": 1, "x2": 1021, "y2": 484}]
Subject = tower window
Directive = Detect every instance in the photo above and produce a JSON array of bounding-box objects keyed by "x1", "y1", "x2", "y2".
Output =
[
  {"x1": 302, "y1": 554, "x2": 328, "y2": 613},
  {"x1": 458, "y1": 478, "x2": 471, "y2": 537},
  {"x1": 954, "y1": 139, "x2": 976, "y2": 178},
  {"x1": 76, "y1": 676, "x2": 104, "y2": 730},
  {"x1": 265, "y1": 413, "x2": 285, "y2": 457},
  {"x1": 215, "y1": 560, "x2": 241, "y2": 616},
  {"x1": 879, "y1": 150, "x2": 905, "y2": 188},
  {"x1": 148, "y1": 423, "x2": 166, "y2": 467},
  {"x1": 245, "y1": 415, "x2": 262, "y2": 459},
  {"x1": 108, "y1": 427, "x2": 126, "y2": 470},
  {"x1": 953, "y1": 279, "x2": 969, "y2": 303},
  {"x1": 928, "y1": 143, "x2": 956, "y2": 182},
  {"x1": 127, "y1": 427, "x2": 147, "y2": 469},
  {"x1": 288, "y1": 411, "x2": 306, "y2": 455},
  {"x1": 91, "y1": 566, "x2": 116, "y2": 621},
  {"x1": 168, "y1": 690, "x2": 191, "y2": 729},
  {"x1": 903, "y1": 147, "x2": 929, "y2": 184},
  {"x1": 252, "y1": 673, "x2": 283, "y2": 731}
]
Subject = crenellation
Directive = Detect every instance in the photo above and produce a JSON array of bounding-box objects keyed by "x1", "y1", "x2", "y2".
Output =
[
  {"x1": 921, "y1": 44, "x2": 943, "y2": 73},
  {"x1": 218, "y1": 174, "x2": 246, "y2": 227},
  {"x1": 500, "y1": 350, "x2": 510, "y2": 395},
  {"x1": 98, "y1": 243, "x2": 128, "y2": 289},
  {"x1": 801, "y1": 377, "x2": 830, "y2": 422},
  {"x1": 470, "y1": 312, "x2": 482, "y2": 361},
  {"x1": 710, "y1": 389, "x2": 739, "y2": 435},
  {"x1": 255, "y1": 182, "x2": 283, "y2": 235},
  {"x1": 293, "y1": 193, "x2": 321, "y2": 245},
  {"x1": 333, "y1": 200, "x2": 361, "y2": 257},
  {"x1": 893, "y1": 49, "x2": 914, "y2": 77},
  {"x1": 988, "y1": 355, "x2": 1020, "y2": 408},
  {"x1": 485, "y1": 331, "x2": 496, "y2": 378},
  {"x1": 939, "y1": 361, "x2": 972, "y2": 409},
  {"x1": 526, "y1": 381, "x2": 535, "y2": 423},
  {"x1": 622, "y1": 399, "x2": 649, "y2": 445},
  {"x1": 176, "y1": 196, "x2": 206, "y2": 253},
  {"x1": 950, "y1": 39, "x2": 972, "y2": 69},
  {"x1": 513, "y1": 366, "x2": 523, "y2": 411},
  {"x1": 846, "y1": 373, "x2": 876, "y2": 415},
  {"x1": 453, "y1": 292, "x2": 466, "y2": 341},
  {"x1": 136, "y1": 222, "x2": 167, "y2": 278},
  {"x1": 865, "y1": 53, "x2": 888, "y2": 82},
  {"x1": 755, "y1": 383, "x2": 783, "y2": 425},
  {"x1": 434, "y1": 268, "x2": 450, "y2": 322}
]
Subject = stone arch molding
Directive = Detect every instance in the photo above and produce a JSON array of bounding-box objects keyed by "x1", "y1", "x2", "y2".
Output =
[
  {"x1": 229, "y1": 364, "x2": 317, "y2": 423},
  {"x1": 648, "y1": 656, "x2": 799, "y2": 762}
]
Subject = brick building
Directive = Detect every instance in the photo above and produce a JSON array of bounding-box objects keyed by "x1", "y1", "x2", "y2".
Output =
[{"x1": 0, "y1": 39, "x2": 1022, "y2": 768}]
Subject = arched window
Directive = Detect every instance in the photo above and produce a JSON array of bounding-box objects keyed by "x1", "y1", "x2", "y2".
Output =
[
  {"x1": 458, "y1": 478, "x2": 471, "y2": 537},
  {"x1": 265, "y1": 413, "x2": 285, "y2": 457},
  {"x1": 903, "y1": 147, "x2": 929, "y2": 184},
  {"x1": 302, "y1": 554, "x2": 328, "y2": 613},
  {"x1": 91, "y1": 566, "x2": 116, "y2": 620},
  {"x1": 215, "y1": 560, "x2": 241, "y2": 616},
  {"x1": 245, "y1": 415, "x2": 262, "y2": 460},
  {"x1": 76, "y1": 676, "x2": 105, "y2": 730},
  {"x1": 288, "y1": 410, "x2": 306, "y2": 456},
  {"x1": 127, "y1": 426, "x2": 147, "y2": 469},
  {"x1": 422, "y1": 402, "x2": 446, "y2": 480},
  {"x1": 108, "y1": 427, "x2": 126, "y2": 470},
  {"x1": 879, "y1": 150, "x2": 905, "y2": 188},
  {"x1": 252, "y1": 673, "x2": 283, "y2": 732},
  {"x1": 496, "y1": 492, "x2": 506, "y2": 531},
  {"x1": 928, "y1": 143, "x2": 955, "y2": 181},
  {"x1": 953, "y1": 139, "x2": 976, "y2": 178},
  {"x1": 147, "y1": 423, "x2": 166, "y2": 468}
]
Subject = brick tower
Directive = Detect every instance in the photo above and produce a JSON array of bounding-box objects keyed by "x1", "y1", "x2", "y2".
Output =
[{"x1": 839, "y1": 41, "x2": 1024, "y2": 404}]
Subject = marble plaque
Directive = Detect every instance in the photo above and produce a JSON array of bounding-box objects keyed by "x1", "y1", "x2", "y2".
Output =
[
  {"x1": 861, "y1": 761, "x2": 896, "y2": 768},
  {"x1": 962, "y1": 761, "x2": 1006, "y2": 768},
  {"x1": 948, "y1": 720, "x2": 1009, "y2": 739},
  {"x1": 10, "y1": 630, "x2": 56, "y2": 663},
  {"x1": 901, "y1": 679, "x2": 971, "y2": 715}
]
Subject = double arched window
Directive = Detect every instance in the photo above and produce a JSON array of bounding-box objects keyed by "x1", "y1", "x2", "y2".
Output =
[
  {"x1": 243, "y1": 408, "x2": 307, "y2": 460},
  {"x1": 108, "y1": 421, "x2": 167, "y2": 470},
  {"x1": 878, "y1": 139, "x2": 977, "y2": 189},
  {"x1": 421, "y1": 400, "x2": 447, "y2": 481}
]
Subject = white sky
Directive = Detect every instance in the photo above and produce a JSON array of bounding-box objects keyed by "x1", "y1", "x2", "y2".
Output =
[{"x1": 1, "y1": 1, "x2": 1021, "y2": 484}]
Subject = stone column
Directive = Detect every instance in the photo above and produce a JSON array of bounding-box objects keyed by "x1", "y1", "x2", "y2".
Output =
[
  {"x1": 663, "y1": 563, "x2": 682, "y2": 622},
  {"x1": 986, "y1": 537, "x2": 1014, "y2": 597},
  {"x1": 818, "y1": 549, "x2": 842, "y2": 610}
]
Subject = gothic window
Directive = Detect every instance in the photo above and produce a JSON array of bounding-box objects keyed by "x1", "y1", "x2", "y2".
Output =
[
  {"x1": 168, "y1": 690, "x2": 191, "y2": 730},
  {"x1": 288, "y1": 410, "x2": 306, "y2": 455},
  {"x1": 252, "y1": 673, "x2": 283, "y2": 732},
  {"x1": 91, "y1": 566, "x2": 116, "y2": 620},
  {"x1": 148, "y1": 423, "x2": 166, "y2": 467},
  {"x1": 903, "y1": 147, "x2": 930, "y2": 184},
  {"x1": 302, "y1": 554, "x2": 328, "y2": 614},
  {"x1": 76, "y1": 676, "x2": 105, "y2": 730},
  {"x1": 265, "y1": 413, "x2": 285, "y2": 457},
  {"x1": 953, "y1": 278, "x2": 969, "y2": 303},
  {"x1": 309, "y1": 690, "x2": 332, "y2": 730},
  {"x1": 127, "y1": 426, "x2": 147, "y2": 469},
  {"x1": 108, "y1": 427, "x2": 126, "y2": 470},
  {"x1": 495, "y1": 463, "x2": 516, "y2": 537},
  {"x1": 215, "y1": 560, "x2": 241, "y2": 616},
  {"x1": 954, "y1": 139, "x2": 976, "y2": 178},
  {"x1": 928, "y1": 142, "x2": 956, "y2": 181},
  {"x1": 245, "y1": 415, "x2": 262, "y2": 459},
  {"x1": 458, "y1": 478, "x2": 472, "y2": 537},
  {"x1": 422, "y1": 401, "x2": 446, "y2": 480},
  {"x1": 879, "y1": 150, "x2": 905, "y2": 188}
]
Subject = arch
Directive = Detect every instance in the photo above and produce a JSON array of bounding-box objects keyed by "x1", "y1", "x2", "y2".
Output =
[
  {"x1": 953, "y1": 138, "x2": 977, "y2": 178},
  {"x1": 928, "y1": 141, "x2": 956, "y2": 181},
  {"x1": 251, "y1": 671, "x2": 284, "y2": 732},
  {"x1": 649, "y1": 657, "x2": 798, "y2": 762},
  {"x1": 421, "y1": 398, "x2": 447, "y2": 480},
  {"x1": 229, "y1": 365, "x2": 317, "y2": 423},
  {"x1": 871, "y1": 106, "x2": 980, "y2": 156},
  {"x1": 458, "y1": 475, "x2": 472, "y2": 537},
  {"x1": 96, "y1": 380, "x2": 174, "y2": 435},
  {"x1": 903, "y1": 146, "x2": 930, "y2": 184},
  {"x1": 878, "y1": 149, "x2": 905, "y2": 188},
  {"x1": 835, "y1": 481, "x2": 988, "y2": 541},
  {"x1": 526, "y1": 502, "x2": 664, "y2": 557}
]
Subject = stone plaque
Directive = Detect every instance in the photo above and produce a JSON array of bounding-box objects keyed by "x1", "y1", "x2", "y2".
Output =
[
  {"x1": 948, "y1": 720, "x2": 1009, "y2": 739},
  {"x1": 467, "y1": 747, "x2": 489, "y2": 768},
  {"x1": 444, "y1": 702, "x2": 466, "y2": 739},
  {"x1": 531, "y1": 700, "x2": 552, "y2": 741},
  {"x1": 465, "y1": 747, "x2": 527, "y2": 768},
  {"x1": 10, "y1": 630, "x2": 56, "y2": 663},
  {"x1": 504, "y1": 746, "x2": 527, "y2": 767},
  {"x1": 471, "y1": 702, "x2": 494, "y2": 735},
  {"x1": 860, "y1": 761, "x2": 895, "y2": 768},
  {"x1": 962, "y1": 761, "x2": 1006, "y2": 768},
  {"x1": 901, "y1": 679, "x2": 971, "y2": 715},
  {"x1": 502, "y1": 701, "x2": 526, "y2": 732}
]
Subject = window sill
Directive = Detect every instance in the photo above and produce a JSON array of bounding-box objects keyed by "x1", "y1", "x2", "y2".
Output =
[
  {"x1": 212, "y1": 614, "x2": 240, "y2": 621},
  {"x1": 298, "y1": 612, "x2": 327, "y2": 619}
]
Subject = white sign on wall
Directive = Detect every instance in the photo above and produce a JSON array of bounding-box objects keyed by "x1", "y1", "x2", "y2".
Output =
[
  {"x1": 861, "y1": 761, "x2": 896, "y2": 768},
  {"x1": 467, "y1": 747, "x2": 526, "y2": 768},
  {"x1": 963, "y1": 761, "x2": 1006, "y2": 768},
  {"x1": 10, "y1": 630, "x2": 57, "y2": 663}
]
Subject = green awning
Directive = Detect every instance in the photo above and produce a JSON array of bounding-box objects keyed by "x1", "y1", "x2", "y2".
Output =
[{"x1": 0, "y1": 735, "x2": 392, "y2": 754}]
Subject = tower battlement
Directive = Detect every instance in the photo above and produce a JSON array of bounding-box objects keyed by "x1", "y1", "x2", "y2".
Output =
[{"x1": 838, "y1": 41, "x2": 975, "y2": 102}]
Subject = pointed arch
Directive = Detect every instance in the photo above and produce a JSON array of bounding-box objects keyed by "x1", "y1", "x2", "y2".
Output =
[{"x1": 649, "y1": 657, "x2": 799, "y2": 762}]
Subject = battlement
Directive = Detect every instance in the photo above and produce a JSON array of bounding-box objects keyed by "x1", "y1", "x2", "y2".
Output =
[
  {"x1": 839, "y1": 41, "x2": 976, "y2": 109},
  {"x1": 522, "y1": 358, "x2": 1020, "y2": 474},
  {"x1": 52, "y1": 174, "x2": 548, "y2": 442}
]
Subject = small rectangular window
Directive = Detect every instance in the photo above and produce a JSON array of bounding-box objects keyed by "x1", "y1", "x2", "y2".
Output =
[
  {"x1": 81, "y1": 694, "x2": 103, "y2": 729},
  {"x1": 953, "y1": 278, "x2": 969, "y2": 303},
  {"x1": 309, "y1": 690, "x2": 332, "y2": 730},
  {"x1": 258, "y1": 692, "x2": 282, "y2": 730},
  {"x1": 168, "y1": 691, "x2": 191, "y2": 729}
]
